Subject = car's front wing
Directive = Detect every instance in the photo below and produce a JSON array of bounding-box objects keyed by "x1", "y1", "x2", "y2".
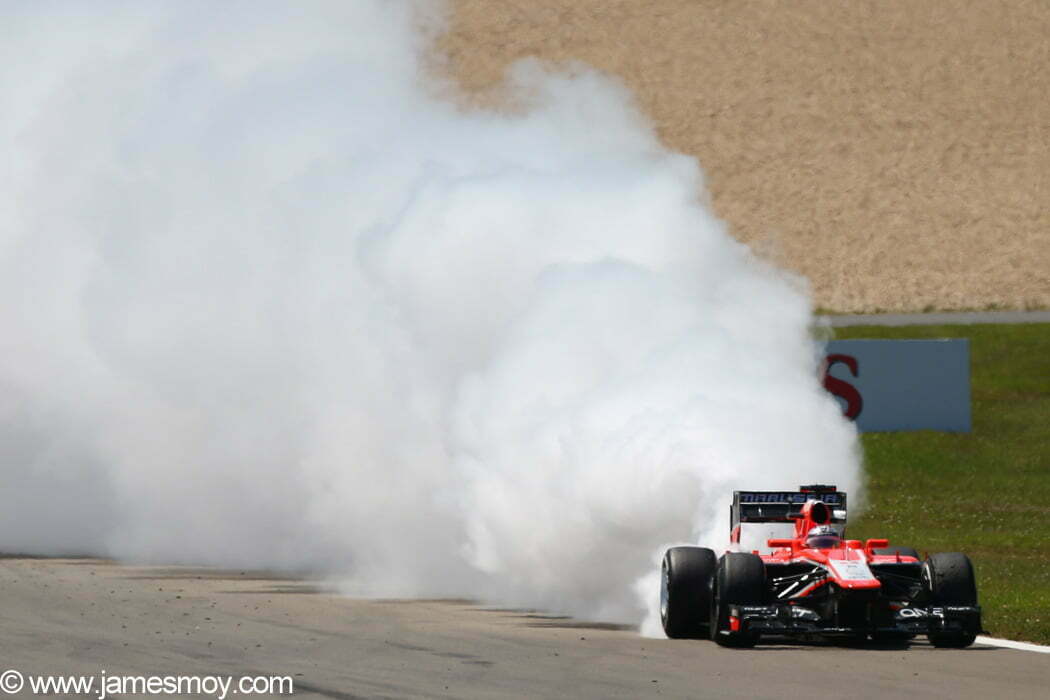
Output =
[{"x1": 729, "y1": 604, "x2": 982, "y2": 638}]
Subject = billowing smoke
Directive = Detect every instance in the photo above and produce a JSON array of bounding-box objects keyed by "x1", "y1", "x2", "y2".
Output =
[{"x1": 0, "y1": 0, "x2": 859, "y2": 627}]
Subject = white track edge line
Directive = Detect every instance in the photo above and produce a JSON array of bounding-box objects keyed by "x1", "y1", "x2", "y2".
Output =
[{"x1": 975, "y1": 635, "x2": 1050, "y2": 654}]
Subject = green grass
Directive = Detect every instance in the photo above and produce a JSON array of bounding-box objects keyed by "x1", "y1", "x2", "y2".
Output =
[{"x1": 836, "y1": 323, "x2": 1050, "y2": 645}]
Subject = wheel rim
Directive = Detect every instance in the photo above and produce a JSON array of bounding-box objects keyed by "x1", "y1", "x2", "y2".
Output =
[{"x1": 659, "y1": 559, "x2": 670, "y2": 624}]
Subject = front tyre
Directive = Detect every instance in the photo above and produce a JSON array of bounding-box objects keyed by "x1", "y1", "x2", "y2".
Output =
[
  {"x1": 660, "y1": 546, "x2": 717, "y2": 639},
  {"x1": 923, "y1": 552, "x2": 979, "y2": 648},
  {"x1": 710, "y1": 552, "x2": 765, "y2": 648}
]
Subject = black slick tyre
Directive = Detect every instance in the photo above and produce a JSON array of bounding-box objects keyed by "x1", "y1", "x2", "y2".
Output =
[
  {"x1": 660, "y1": 546, "x2": 717, "y2": 639},
  {"x1": 710, "y1": 552, "x2": 765, "y2": 648},
  {"x1": 923, "y1": 552, "x2": 979, "y2": 648}
]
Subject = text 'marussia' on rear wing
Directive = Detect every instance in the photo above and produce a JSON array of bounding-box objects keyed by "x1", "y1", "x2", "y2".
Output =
[{"x1": 731, "y1": 484, "x2": 847, "y2": 530}]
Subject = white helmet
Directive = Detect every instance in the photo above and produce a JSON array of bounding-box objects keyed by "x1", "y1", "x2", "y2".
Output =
[{"x1": 805, "y1": 525, "x2": 840, "y2": 549}]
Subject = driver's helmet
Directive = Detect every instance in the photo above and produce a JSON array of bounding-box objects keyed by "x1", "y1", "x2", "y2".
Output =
[{"x1": 805, "y1": 525, "x2": 841, "y2": 549}]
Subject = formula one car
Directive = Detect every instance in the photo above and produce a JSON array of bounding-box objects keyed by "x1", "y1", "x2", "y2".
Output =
[{"x1": 660, "y1": 485, "x2": 981, "y2": 648}]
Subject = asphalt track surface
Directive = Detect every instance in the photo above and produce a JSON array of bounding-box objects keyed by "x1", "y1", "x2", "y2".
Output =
[{"x1": 1, "y1": 558, "x2": 1046, "y2": 699}]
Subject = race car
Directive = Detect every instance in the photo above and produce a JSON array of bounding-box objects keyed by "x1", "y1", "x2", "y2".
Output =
[{"x1": 660, "y1": 484, "x2": 981, "y2": 648}]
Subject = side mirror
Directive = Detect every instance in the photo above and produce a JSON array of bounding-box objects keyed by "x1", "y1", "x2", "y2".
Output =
[
  {"x1": 767, "y1": 538, "x2": 794, "y2": 549},
  {"x1": 865, "y1": 538, "x2": 889, "y2": 551}
]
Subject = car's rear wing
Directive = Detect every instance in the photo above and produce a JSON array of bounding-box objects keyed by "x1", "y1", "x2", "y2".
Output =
[{"x1": 730, "y1": 484, "x2": 847, "y2": 533}]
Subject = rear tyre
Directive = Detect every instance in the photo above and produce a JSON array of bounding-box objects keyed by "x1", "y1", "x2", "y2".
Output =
[
  {"x1": 710, "y1": 552, "x2": 765, "y2": 648},
  {"x1": 873, "y1": 546, "x2": 921, "y2": 560},
  {"x1": 660, "y1": 547, "x2": 717, "y2": 639},
  {"x1": 923, "y1": 552, "x2": 979, "y2": 648}
]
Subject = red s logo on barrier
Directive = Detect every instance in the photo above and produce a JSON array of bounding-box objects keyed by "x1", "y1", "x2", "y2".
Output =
[{"x1": 823, "y1": 354, "x2": 863, "y2": 420}]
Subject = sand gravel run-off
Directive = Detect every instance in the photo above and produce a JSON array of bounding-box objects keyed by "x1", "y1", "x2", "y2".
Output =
[{"x1": 440, "y1": 0, "x2": 1049, "y2": 313}]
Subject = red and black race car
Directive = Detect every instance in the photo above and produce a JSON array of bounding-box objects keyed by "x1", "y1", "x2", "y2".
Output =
[{"x1": 660, "y1": 485, "x2": 981, "y2": 648}]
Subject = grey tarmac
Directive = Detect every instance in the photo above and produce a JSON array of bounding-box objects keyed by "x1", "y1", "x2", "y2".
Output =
[{"x1": 0, "y1": 557, "x2": 1045, "y2": 699}]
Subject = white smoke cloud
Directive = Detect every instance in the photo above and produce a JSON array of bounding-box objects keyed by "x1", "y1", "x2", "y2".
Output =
[{"x1": 0, "y1": 0, "x2": 859, "y2": 627}]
